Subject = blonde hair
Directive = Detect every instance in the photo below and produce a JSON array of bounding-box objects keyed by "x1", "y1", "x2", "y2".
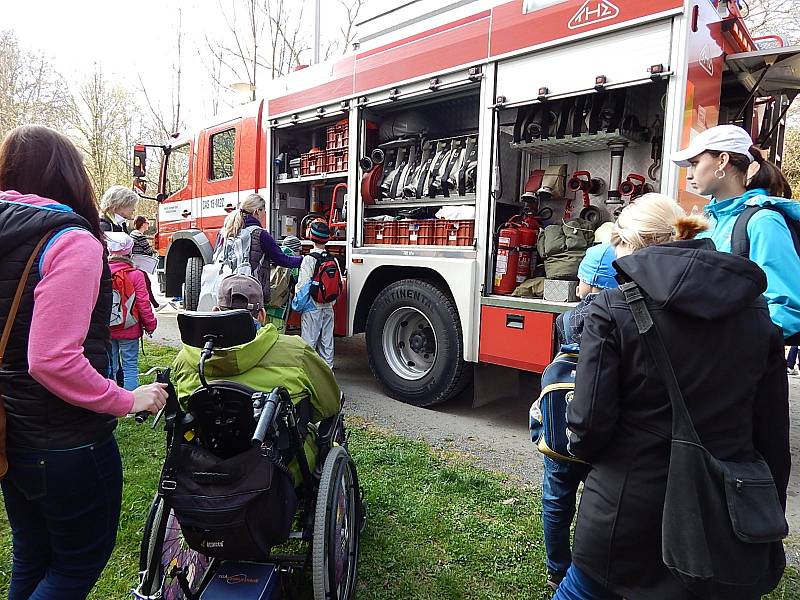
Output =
[
  {"x1": 611, "y1": 193, "x2": 709, "y2": 252},
  {"x1": 99, "y1": 185, "x2": 138, "y2": 214},
  {"x1": 221, "y1": 193, "x2": 266, "y2": 238}
]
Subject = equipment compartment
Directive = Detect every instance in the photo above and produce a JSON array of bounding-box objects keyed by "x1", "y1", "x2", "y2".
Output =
[
  {"x1": 271, "y1": 115, "x2": 350, "y2": 244},
  {"x1": 358, "y1": 86, "x2": 480, "y2": 247},
  {"x1": 486, "y1": 79, "x2": 669, "y2": 298}
]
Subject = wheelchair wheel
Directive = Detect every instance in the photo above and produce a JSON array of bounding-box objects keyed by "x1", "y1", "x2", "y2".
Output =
[
  {"x1": 312, "y1": 446, "x2": 361, "y2": 600},
  {"x1": 138, "y1": 494, "x2": 213, "y2": 599}
]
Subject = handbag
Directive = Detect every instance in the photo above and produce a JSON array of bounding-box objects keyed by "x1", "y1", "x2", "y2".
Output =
[
  {"x1": 0, "y1": 231, "x2": 56, "y2": 480},
  {"x1": 620, "y1": 281, "x2": 787, "y2": 598}
]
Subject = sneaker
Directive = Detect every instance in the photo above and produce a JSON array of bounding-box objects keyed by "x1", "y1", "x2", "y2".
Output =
[{"x1": 546, "y1": 572, "x2": 563, "y2": 592}]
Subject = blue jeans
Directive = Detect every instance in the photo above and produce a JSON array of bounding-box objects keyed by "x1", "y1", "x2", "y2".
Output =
[
  {"x1": 542, "y1": 456, "x2": 591, "y2": 579},
  {"x1": 787, "y1": 346, "x2": 799, "y2": 369},
  {"x1": 1, "y1": 436, "x2": 123, "y2": 600},
  {"x1": 552, "y1": 565, "x2": 622, "y2": 600},
  {"x1": 111, "y1": 338, "x2": 140, "y2": 391}
]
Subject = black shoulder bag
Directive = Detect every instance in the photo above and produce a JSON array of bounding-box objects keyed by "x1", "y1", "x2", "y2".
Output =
[{"x1": 620, "y1": 281, "x2": 787, "y2": 598}]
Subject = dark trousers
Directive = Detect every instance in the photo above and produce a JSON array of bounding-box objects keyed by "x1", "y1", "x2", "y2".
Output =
[
  {"x1": 552, "y1": 565, "x2": 622, "y2": 600},
  {"x1": 542, "y1": 456, "x2": 591, "y2": 578},
  {"x1": 1, "y1": 436, "x2": 122, "y2": 600},
  {"x1": 787, "y1": 346, "x2": 799, "y2": 369}
]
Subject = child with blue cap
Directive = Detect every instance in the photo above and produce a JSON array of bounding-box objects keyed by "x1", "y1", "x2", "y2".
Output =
[{"x1": 544, "y1": 241, "x2": 618, "y2": 591}]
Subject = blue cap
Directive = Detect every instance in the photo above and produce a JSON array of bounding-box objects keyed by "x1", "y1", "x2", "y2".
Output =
[{"x1": 577, "y1": 243, "x2": 618, "y2": 290}]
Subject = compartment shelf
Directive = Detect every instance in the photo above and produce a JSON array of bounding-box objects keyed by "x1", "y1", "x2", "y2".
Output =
[
  {"x1": 276, "y1": 172, "x2": 347, "y2": 185},
  {"x1": 365, "y1": 194, "x2": 476, "y2": 209},
  {"x1": 510, "y1": 131, "x2": 642, "y2": 155}
]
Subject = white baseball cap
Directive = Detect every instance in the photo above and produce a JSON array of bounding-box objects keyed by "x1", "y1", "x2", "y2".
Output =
[{"x1": 671, "y1": 125, "x2": 755, "y2": 167}]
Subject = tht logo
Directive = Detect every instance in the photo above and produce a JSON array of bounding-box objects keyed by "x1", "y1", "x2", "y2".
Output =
[{"x1": 568, "y1": 0, "x2": 620, "y2": 30}]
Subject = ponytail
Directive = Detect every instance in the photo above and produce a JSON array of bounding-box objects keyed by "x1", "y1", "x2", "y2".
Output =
[
  {"x1": 220, "y1": 193, "x2": 266, "y2": 238},
  {"x1": 747, "y1": 146, "x2": 792, "y2": 199}
]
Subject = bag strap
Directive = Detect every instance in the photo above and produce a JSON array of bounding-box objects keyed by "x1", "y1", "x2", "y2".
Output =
[
  {"x1": 619, "y1": 281, "x2": 702, "y2": 444},
  {"x1": 731, "y1": 206, "x2": 762, "y2": 258},
  {"x1": 562, "y1": 309, "x2": 572, "y2": 345},
  {"x1": 1, "y1": 231, "x2": 55, "y2": 365}
]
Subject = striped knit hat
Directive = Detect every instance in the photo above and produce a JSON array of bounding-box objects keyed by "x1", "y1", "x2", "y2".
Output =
[
  {"x1": 309, "y1": 221, "x2": 330, "y2": 243},
  {"x1": 282, "y1": 235, "x2": 302, "y2": 254}
]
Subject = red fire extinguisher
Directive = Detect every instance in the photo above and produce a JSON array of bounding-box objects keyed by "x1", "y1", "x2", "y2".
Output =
[
  {"x1": 506, "y1": 216, "x2": 537, "y2": 283},
  {"x1": 494, "y1": 223, "x2": 521, "y2": 295}
]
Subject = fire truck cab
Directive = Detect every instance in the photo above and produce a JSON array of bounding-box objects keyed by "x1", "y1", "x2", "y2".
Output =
[{"x1": 139, "y1": 0, "x2": 800, "y2": 406}]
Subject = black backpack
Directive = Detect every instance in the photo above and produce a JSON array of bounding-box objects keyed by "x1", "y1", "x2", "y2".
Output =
[{"x1": 731, "y1": 205, "x2": 800, "y2": 344}]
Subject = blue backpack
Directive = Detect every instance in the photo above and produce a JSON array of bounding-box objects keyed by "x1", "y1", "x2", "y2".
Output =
[{"x1": 529, "y1": 312, "x2": 587, "y2": 463}]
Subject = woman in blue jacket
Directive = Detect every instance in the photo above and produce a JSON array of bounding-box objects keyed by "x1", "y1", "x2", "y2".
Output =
[{"x1": 672, "y1": 124, "x2": 800, "y2": 341}]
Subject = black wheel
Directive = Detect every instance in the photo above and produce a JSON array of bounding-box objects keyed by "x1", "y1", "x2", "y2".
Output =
[
  {"x1": 136, "y1": 495, "x2": 214, "y2": 599},
  {"x1": 312, "y1": 447, "x2": 361, "y2": 600},
  {"x1": 184, "y1": 256, "x2": 203, "y2": 311},
  {"x1": 366, "y1": 279, "x2": 470, "y2": 406}
]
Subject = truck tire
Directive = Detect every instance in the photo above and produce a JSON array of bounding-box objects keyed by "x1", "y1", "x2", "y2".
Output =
[
  {"x1": 184, "y1": 256, "x2": 203, "y2": 311},
  {"x1": 366, "y1": 279, "x2": 469, "y2": 406}
]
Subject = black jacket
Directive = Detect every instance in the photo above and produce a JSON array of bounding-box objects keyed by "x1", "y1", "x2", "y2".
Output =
[
  {"x1": 0, "y1": 200, "x2": 116, "y2": 449},
  {"x1": 567, "y1": 239, "x2": 790, "y2": 600},
  {"x1": 100, "y1": 214, "x2": 128, "y2": 233}
]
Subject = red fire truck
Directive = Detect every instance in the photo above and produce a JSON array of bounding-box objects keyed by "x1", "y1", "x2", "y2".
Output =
[{"x1": 135, "y1": 0, "x2": 799, "y2": 406}]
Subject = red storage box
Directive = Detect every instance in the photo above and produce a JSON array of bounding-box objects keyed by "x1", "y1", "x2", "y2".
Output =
[
  {"x1": 364, "y1": 221, "x2": 380, "y2": 244},
  {"x1": 432, "y1": 219, "x2": 475, "y2": 246},
  {"x1": 451, "y1": 219, "x2": 475, "y2": 246},
  {"x1": 300, "y1": 149, "x2": 325, "y2": 176},
  {"x1": 326, "y1": 125, "x2": 339, "y2": 149},
  {"x1": 379, "y1": 221, "x2": 398, "y2": 244},
  {"x1": 327, "y1": 119, "x2": 349, "y2": 150},
  {"x1": 412, "y1": 220, "x2": 436, "y2": 245},
  {"x1": 395, "y1": 221, "x2": 411, "y2": 245},
  {"x1": 326, "y1": 148, "x2": 348, "y2": 173}
]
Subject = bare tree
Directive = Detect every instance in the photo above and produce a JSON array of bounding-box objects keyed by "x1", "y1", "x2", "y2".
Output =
[
  {"x1": 203, "y1": 0, "x2": 313, "y2": 104},
  {"x1": 71, "y1": 66, "x2": 140, "y2": 196},
  {"x1": 0, "y1": 30, "x2": 73, "y2": 140},
  {"x1": 782, "y1": 127, "x2": 800, "y2": 194},
  {"x1": 326, "y1": 0, "x2": 366, "y2": 57},
  {"x1": 741, "y1": 0, "x2": 800, "y2": 45}
]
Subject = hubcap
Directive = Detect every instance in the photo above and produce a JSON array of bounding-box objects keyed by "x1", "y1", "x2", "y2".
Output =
[{"x1": 382, "y1": 307, "x2": 437, "y2": 380}]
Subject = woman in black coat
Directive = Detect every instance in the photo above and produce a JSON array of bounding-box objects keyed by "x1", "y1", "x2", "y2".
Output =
[{"x1": 555, "y1": 194, "x2": 790, "y2": 600}]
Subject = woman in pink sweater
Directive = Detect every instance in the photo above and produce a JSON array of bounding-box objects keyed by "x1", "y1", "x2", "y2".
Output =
[
  {"x1": 106, "y1": 232, "x2": 158, "y2": 391},
  {"x1": 0, "y1": 125, "x2": 167, "y2": 599}
]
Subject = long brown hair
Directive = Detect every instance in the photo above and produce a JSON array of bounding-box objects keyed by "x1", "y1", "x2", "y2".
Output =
[{"x1": 0, "y1": 125, "x2": 104, "y2": 240}]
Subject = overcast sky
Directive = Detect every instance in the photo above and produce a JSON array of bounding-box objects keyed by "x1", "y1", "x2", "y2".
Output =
[{"x1": 4, "y1": 0, "x2": 356, "y2": 127}]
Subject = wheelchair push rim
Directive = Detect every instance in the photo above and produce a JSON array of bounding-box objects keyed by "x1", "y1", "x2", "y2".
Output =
[{"x1": 312, "y1": 446, "x2": 361, "y2": 600}]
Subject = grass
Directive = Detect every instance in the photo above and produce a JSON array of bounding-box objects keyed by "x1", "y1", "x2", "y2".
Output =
[{"x1": 0, "y1": 342, "x2": 799, "y2": 599}]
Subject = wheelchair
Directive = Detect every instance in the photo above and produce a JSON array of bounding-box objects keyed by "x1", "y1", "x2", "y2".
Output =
[{"x1": 132, "y1": 310, "x2": 364, "y2": 600}]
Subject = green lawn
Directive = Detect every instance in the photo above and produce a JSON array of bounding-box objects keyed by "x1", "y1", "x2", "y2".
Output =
[{"x1": 1, "y1": 343, "x2": 799, "y2": 599}]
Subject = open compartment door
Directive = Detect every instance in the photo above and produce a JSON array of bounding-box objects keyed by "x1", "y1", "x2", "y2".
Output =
[{"x1": 724, "y1": 46, "x2": 800, "y2": 164}]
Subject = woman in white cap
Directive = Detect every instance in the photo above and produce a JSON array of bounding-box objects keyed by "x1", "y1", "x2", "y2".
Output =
[{"x1": 671, "y1": 124, "x2": 800, "y2": 343}]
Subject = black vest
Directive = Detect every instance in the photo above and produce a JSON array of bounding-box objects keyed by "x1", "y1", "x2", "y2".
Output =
[{"x1": 0, "y1": 200, "x2": 116, "y2": 449}]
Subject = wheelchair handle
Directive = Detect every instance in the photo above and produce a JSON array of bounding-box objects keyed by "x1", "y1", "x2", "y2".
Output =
[
  {"x1": 252, "y1": 387, "x2": 289, "y2": 445},
  {"x1": 135, "y1": 367, "x2": 178, "y2": 427}
]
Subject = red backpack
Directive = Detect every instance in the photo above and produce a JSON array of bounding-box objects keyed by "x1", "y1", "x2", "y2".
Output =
[
  {"x1": 310, "y1": 252, "x2": 342, "y2": 304},
  {"x1": 110, "y1": 266, "x2": 140, "y2": 330}
]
